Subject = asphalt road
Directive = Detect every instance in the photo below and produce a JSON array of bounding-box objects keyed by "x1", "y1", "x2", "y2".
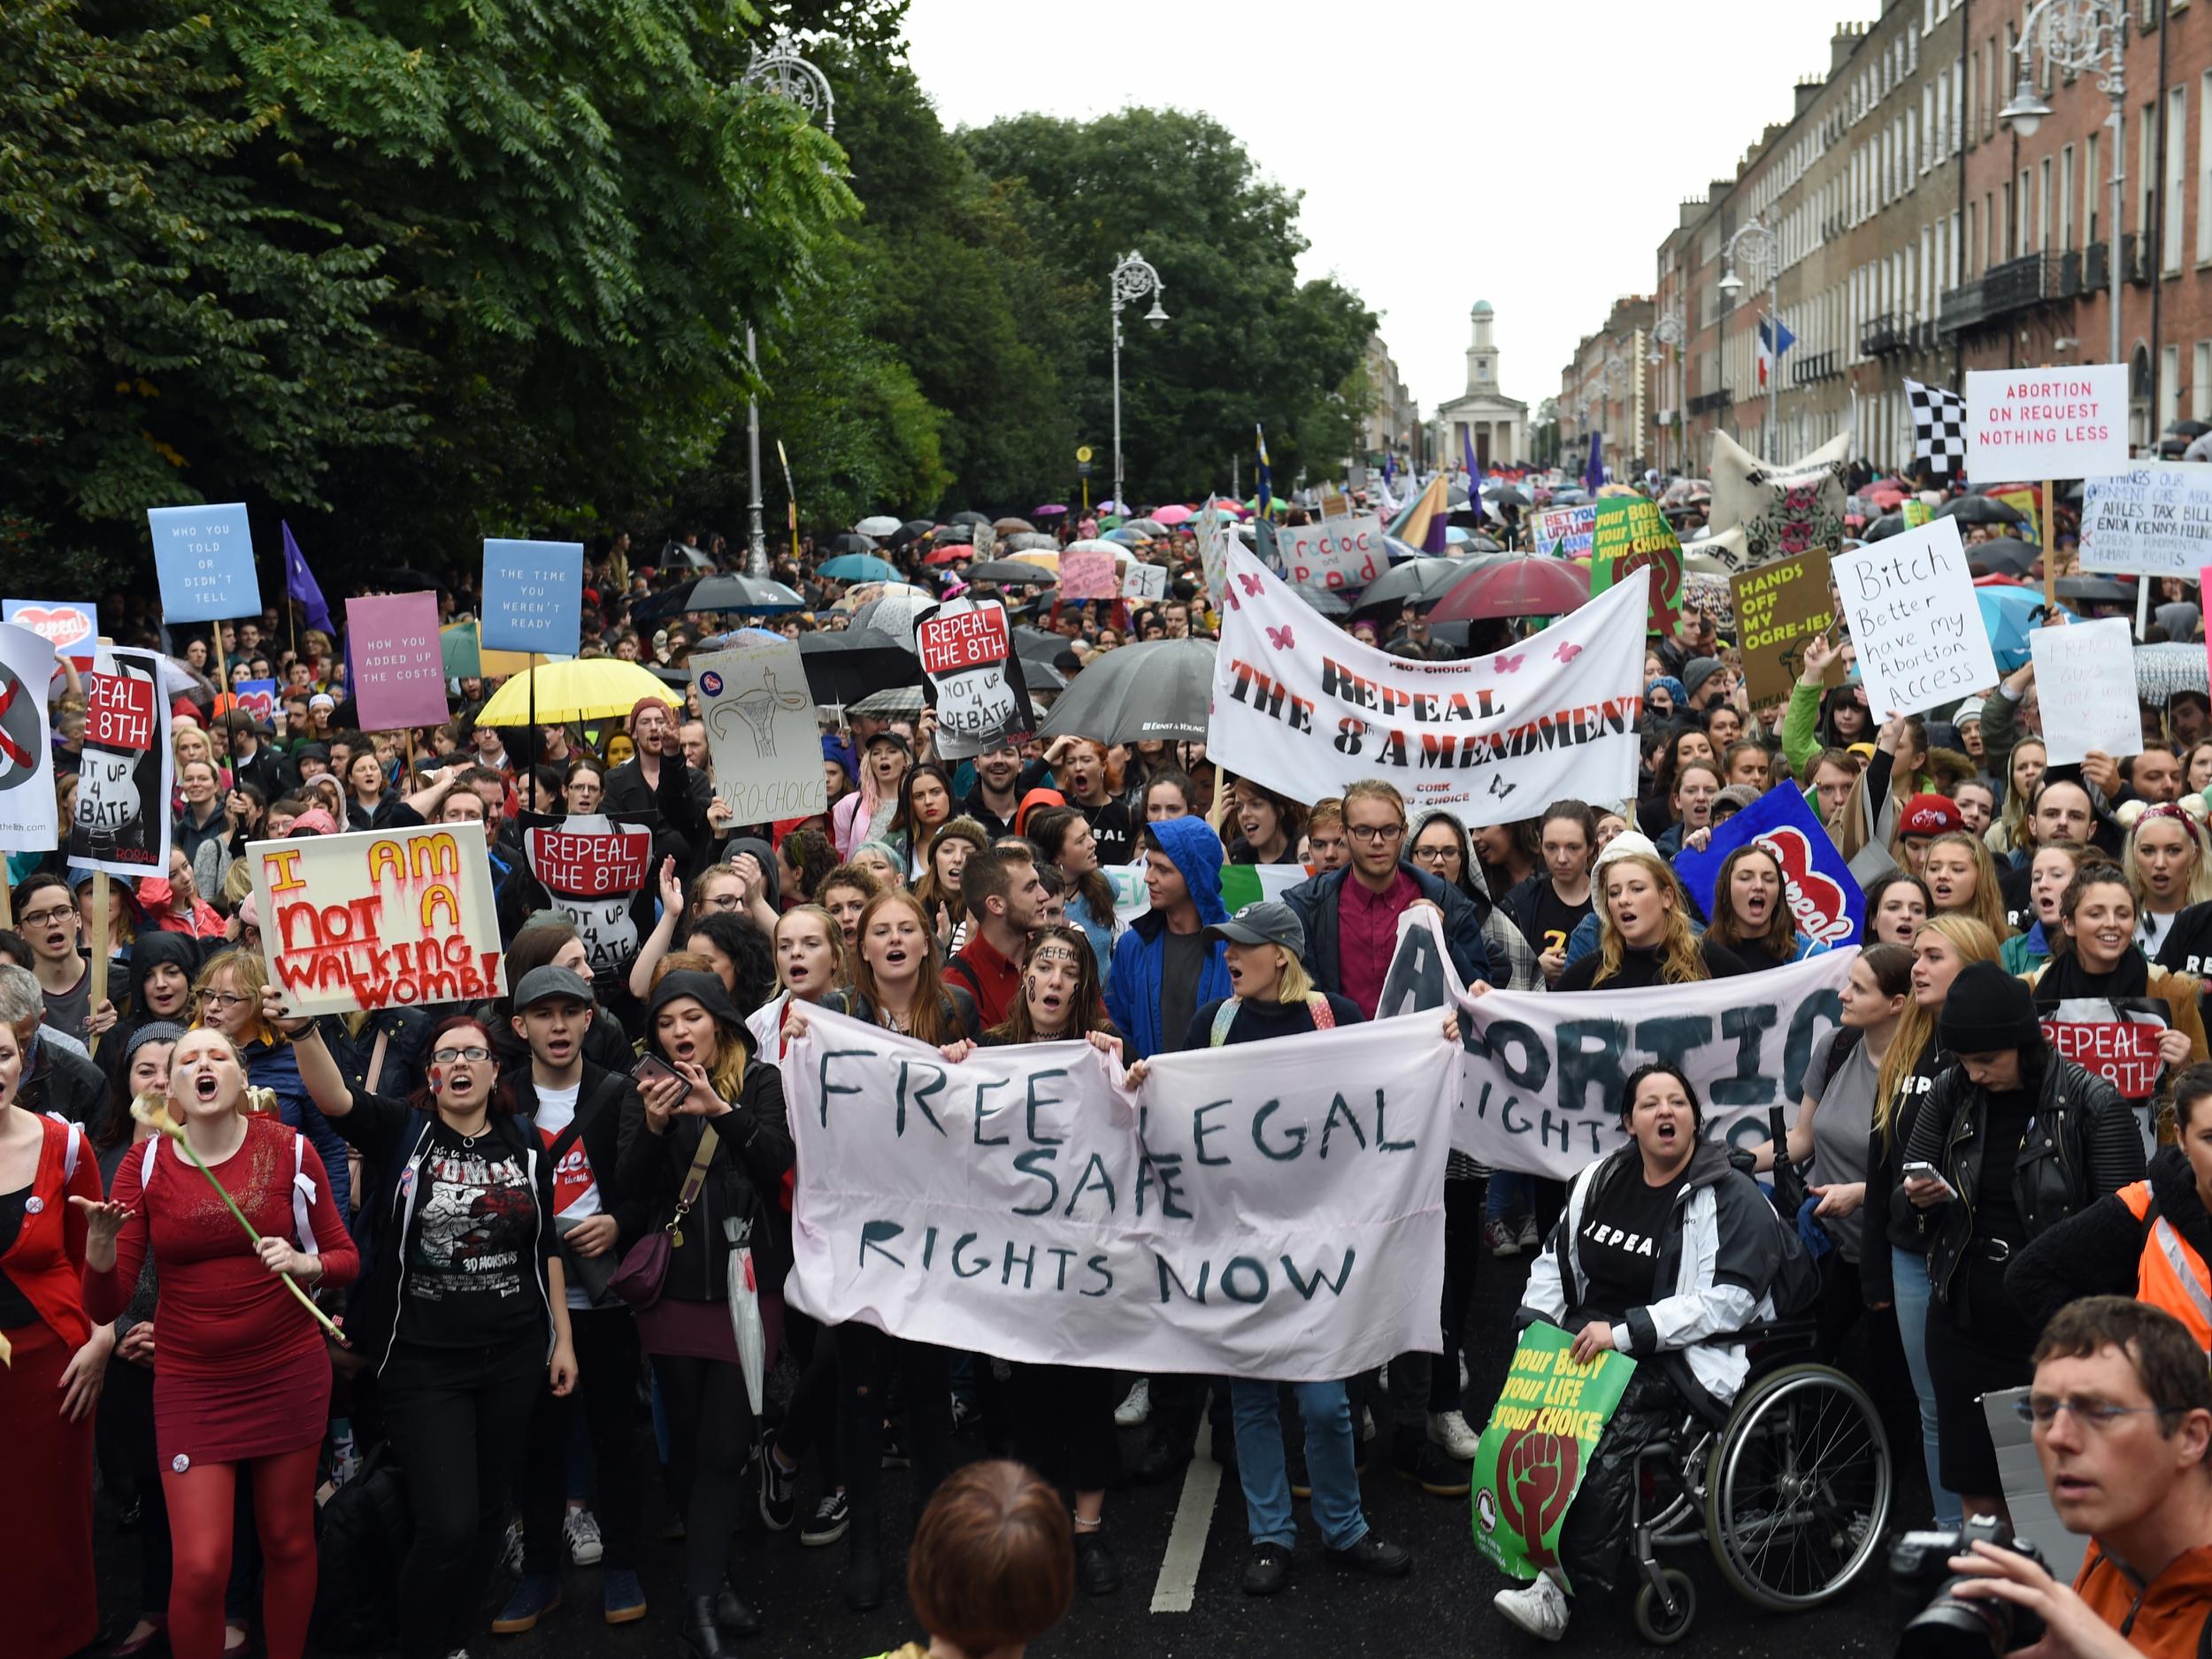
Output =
[{"x1": 92, "y1": 1248, "x2": 1924, "y2": 1659}]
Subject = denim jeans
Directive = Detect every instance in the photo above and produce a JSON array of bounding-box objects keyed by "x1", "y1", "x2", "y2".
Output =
[
  {"x1": 1891, "y1": 1245, "x2": 1962, "y2": 1528},
  {"x1": 1230, "y1": 1379, "x2": 1368, "y2": 1551}
]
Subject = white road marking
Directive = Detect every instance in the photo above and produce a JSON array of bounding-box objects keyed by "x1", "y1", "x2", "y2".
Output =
[{"x1": 1149, "y1": 1417, "x2": 1225, "y2": 1613}]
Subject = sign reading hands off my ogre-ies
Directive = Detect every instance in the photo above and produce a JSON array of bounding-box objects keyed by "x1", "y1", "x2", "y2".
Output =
[{"x1": 781, "y1": 1002, "x2": 1457, "y2": 1379}]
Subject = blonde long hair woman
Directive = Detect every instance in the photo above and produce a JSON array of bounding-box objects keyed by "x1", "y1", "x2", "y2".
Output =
[
  {"x1": 1922, "y1": 831, "x2": 2013, "y2": 944},
  {"x1": 1555, "y1": 833, "x2": 1750, "y2": 991},
  {"x1": 2118, "y1": 800, "x2": 2212, "y2": 961}
]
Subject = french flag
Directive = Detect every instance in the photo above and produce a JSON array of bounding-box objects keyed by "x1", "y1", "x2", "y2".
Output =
[{"x1": 1756, "y1": 316, "x2": 1795, "y2": 389}]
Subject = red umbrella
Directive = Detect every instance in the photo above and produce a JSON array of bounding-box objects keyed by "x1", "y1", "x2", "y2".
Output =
[{"x1": 1426, "y1": 556, "x2": 1591, "y2": 623}]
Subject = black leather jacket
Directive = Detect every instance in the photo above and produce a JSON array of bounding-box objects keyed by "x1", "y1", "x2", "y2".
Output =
[{"x1": 1903, "y1": 1053, "x2": 2145, "y2": 1304}]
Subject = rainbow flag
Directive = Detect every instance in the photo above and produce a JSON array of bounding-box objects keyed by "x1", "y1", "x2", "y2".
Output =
[{"x1": 1387, "y1": 472, "x2": 1452, "y2": 555}]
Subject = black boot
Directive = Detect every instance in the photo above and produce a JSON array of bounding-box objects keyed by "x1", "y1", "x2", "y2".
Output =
[
  {"x1": 844, "y1": 1522, "x2": 885, "y2": 1612},
  {"x1": 678, "y1": 1595, "x2": 730, "y2": 1659},
  {"x1": 713, "y1": 1581, "x2": 762, "y2": 1638}
]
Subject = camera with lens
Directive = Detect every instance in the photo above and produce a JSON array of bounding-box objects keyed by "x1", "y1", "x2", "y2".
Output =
[{"x1": 1891, "y1": 1515, "x2": 2049, "y2": 1659}]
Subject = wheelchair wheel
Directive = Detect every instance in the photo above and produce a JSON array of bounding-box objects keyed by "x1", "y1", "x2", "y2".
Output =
[
  {"x1": 1632, "y1": 1569, "x2": 1697, "y2": 1645},
  {"x1": 1702, "y1": 1362, "x2": 1891, "y2": 1611}
]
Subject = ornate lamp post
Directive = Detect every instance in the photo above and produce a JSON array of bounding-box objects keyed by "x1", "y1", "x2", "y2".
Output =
[
  {"x1": 1717, "y1": 214, "x2": 1781, "y2": 460},
  {"x1": 2001, "y1": 0, "x2": 2126, "y2": 370},
  {"x1": 1110, "y1": 252, "x2": 1169, "y2": 515},
  {"x1": 741, "y1": 27, "x2": 836, "y2": 576},
  {"x1": 1651, "y1": 303, "x2": 1685, "y2": 475}
]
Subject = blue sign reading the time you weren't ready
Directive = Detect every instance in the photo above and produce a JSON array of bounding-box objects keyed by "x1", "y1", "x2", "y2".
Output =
[
  {"x1": 146, "y1": 504, "x2": 263, "y2": 623},
  {"x1": 481, "y1": 539, "x2": 585, "y2": 656}
]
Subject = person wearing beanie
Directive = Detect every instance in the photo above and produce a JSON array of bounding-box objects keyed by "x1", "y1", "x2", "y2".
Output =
[
  {"x1": 1643, "y1": 675, "x2": 1689, "y2": 722},
  {"x1": 1896, "y1": 793, "x2": 1965, "y2": 875},
  {"x1": 1902, "y1": 957, "x2": 2146, "y2": 1520},
  {"x1": 1680, "y1": 656, "x2": 1730, "y2": 711},
  {"x1": 1950, "y1": 695, "x2": 1986, "y2": 764}
]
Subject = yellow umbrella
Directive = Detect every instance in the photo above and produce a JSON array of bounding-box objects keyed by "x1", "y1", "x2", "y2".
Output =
[
  {"x1": 1008, "y1": 550, "x2": 1059, "y2": 572},
  {"x1": 475, "y1": 658, "x2": 680, "y2": 726}
]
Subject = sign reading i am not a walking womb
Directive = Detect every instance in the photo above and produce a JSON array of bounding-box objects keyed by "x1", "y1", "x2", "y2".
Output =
[
  {"x1": 782, "y1": 1003, "x2": 1458, "y2": 1379},
  {"x1": 1831, "y1": 517, "x2": 1997, "y2": 718}
]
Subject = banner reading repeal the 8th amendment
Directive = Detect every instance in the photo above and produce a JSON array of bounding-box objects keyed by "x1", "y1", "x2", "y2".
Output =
[
  {"x1": 782, "y1": 1003, "x2": 1458, "y2": 1379},
  {"x1": 1208, "y1": 546, "x2": 1646, "y2": 829}
]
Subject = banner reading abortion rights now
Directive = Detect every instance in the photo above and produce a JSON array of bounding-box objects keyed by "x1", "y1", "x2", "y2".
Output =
[{"x1": 781, "y1": 1004, "x2": 1458, "y2": 1379}]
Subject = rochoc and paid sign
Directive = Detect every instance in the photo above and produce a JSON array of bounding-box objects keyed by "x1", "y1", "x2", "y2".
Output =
[{"x1": 1280, "y1": 514, "x2": 1386, "y2": 589}]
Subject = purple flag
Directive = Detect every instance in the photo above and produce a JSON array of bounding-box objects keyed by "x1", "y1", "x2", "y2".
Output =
[
  {"x1": 283, "y1": 522, "x2": 334, "y2": 636},
  {"x1": 1583, "y1": 431, "x2": 1605, "y2": 496}
]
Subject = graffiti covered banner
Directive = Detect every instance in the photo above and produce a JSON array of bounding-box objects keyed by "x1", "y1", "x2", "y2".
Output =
[{"x1": 249, "y1": 825, "x2": 506, "y2": 1016}]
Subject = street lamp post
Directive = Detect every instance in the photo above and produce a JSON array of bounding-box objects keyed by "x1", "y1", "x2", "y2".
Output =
[
  {"x1": 741, "y1": 26, "x2": 836, "y2": 577},
  {"x1": 1603, "y1": 349, "x2": 1629, "y2": 477},
  {"x1": 2001, "y1": 0, "x2": 2125, "y2": 371},
  {"x1": 1717, "y1": 214, "x2": 1781, "y2": 460},
  {"x1": 1109, "y1": 252, "x2": 1169, "y2": 515},
  {"x1": 1651, "y1": 302, "x2": 1685, "y2": 475}
]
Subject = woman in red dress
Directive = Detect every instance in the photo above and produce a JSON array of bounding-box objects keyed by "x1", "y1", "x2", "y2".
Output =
[
  {"x1": 0, "y1": 1018, "x2": 109, "y2": 1659},
  {"x1": 79, "y1": 1025, "x2": 358, "y2": 1659}
]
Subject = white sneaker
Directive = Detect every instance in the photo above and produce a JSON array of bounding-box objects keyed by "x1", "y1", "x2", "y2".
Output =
[
  {"x1": 1494, "y1": 1571, "x2": 1570, "y2": 1640},
  {"x1": 564, "y1": 1506, "x2": 604, "y2": 1566},
  {"x1": 1428, "y1": 1409, "x2": 1480, "y2": 1460},
  {"x1": 1114, "y1": 1379, "x2": 1151, "y2": 1428}
]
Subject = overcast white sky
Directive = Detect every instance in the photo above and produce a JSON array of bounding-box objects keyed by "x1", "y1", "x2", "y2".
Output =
[{"x1": 903, "y1": 0, "x2": 1883, "y2": 419}]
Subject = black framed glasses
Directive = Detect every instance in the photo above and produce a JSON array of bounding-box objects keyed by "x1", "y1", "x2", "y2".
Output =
[{"x1": 431, "y1": 1046, "x2": 494, "y2": 1065}]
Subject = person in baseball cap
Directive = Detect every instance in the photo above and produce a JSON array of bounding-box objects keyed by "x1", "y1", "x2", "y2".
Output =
[{"x1": 1192, "y1": 902, "x2": 1362, "y2": 1047}]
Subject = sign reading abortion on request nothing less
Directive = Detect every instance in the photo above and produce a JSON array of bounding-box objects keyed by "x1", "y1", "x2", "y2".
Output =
[
  {"x1": 1965, "y1": 365, "x2": 2130, "y2": 482},
  {"x1": 250, "y1": 824, "x2": 506, "y2": 1016},
  {"x1": 147, "y1": 503, "x2": 262, "y2": 623},
  {"x1": 1830, "y1": 517, "x2": 1998, "y2": 718},
  {"x1": 481, "y1": 539, "x2": 584, "y2": 657},
  {"x1": 782, "y1": 1003, "x2": 1457, "y2": 1379}
]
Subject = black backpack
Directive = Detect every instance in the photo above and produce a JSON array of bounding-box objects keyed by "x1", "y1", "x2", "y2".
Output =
[{"x1": 310, "y1": 1441, "x2": 411, "y2": 1652}]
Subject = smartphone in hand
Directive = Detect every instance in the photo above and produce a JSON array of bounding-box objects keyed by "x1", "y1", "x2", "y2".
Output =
[
  {"x1": 1901, "y1": 1160, "x2": 1957, "y2": 1201},
  {"x1": 632, "y1": 1054, "x2": 682, "y2": 1091}
]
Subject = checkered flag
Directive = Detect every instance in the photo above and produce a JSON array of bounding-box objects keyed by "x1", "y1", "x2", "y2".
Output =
[{"x1": 1906, "y1": 377, "x2": 1967, "y2": 475}]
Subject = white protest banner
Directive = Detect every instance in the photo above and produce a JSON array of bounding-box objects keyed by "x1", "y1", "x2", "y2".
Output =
[
  {"x1": 2080, "y1": 463, "x2": 2212, "y2": 574},
  {"x1": 0, "y1": 621, "x2": 56, "y2": 850},
  {"x1": 523, "y1": 814, "x2": 655, "y2": 980},
  {"x1": 1446, "y1": 948, "x2": 1854, "y2": 1178},
  {"x1": 1199, "y1": 506, "x2": 1238, "y2": 607},
  {"x1": 1280, "y1": 513, "x2": 1386, "y2": 590},
  {"x1": 694, "y1": 641, "x2": 826, "y2": 822},
  {"x1": 1965, "y1": 365, "x2": 2130, "y2": 482},
  {"x1": 1831, "y1": 518, "x2": 1998, "y2": 718},
  {"x1": 783, "y1": 1003, "x2": 1455, "y2": 1379},
  {"x1": 69, "y1": 648, "x2": 172, "y2": 878},
  {"x1": 1209, "y1": 544, "x2": 1645, "y2": 828},
  {"x1": 1123, "y1": 560, "x2": 1169, "y2": 603},
  {"x1": 1532, "y1": 504, "x2": 1597, "y2": 557},
  {"x1": 249, "y1": 824, "x2": 506, "y2": 1015},
  {"x1": 916, "y1": 597, "x2": 1033, "y2": 762},
  {"x1": 2030, "y1": 616, "x2": 2142, "y2": 764}
]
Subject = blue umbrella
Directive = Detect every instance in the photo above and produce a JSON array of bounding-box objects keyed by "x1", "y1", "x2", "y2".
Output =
[
  {"x1": 1975, "y1": 583, "x2": 2075, "y2": 672},
  {"x1": 819, "y1": 553, "x2": 899, "y2": 582}
]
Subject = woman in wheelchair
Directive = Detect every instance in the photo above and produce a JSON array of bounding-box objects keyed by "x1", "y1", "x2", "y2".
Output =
[{"x1": 1494, "y1": 1064, "x2": 1792, "y2": 1640}]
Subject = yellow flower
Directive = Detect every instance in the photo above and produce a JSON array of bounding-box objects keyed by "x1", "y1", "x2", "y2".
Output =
[{"x1": 129, "y1": 1095, "x2": 186, "y2": 1141}]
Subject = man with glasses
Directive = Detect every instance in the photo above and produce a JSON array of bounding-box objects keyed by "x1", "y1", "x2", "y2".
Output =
[
  {"x1": 1943, "y1": 1298, "x2": 2212, "y2": 1659},
  {"x1": 1282, "y1": 780, "x2": 1490, "y2": 1501},
  {"x1": 16, "y1": 873, "x2": 94, "y2": 1048}
]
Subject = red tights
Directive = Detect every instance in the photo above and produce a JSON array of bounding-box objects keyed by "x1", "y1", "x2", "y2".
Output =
[{"x1": 159, "y1": 1446, "x2": 320, "y2": 1659}]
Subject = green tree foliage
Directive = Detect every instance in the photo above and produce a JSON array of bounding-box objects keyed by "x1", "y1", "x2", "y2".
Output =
[{"x1": 960, "y1": 108, "x2": 1376, "y2": 504}]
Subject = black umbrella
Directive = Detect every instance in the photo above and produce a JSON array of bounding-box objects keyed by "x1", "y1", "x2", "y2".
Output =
[
  {"x1": 2056, "y1": 575, "x2": 2136, "y2": 603},
  {"x1": 2172, "y1": 419, "x2": 2212, "y2": 439},
  {"x1": 657, "y1": 541, "x2": 714, "y2": 571},
  {"x1": 901, "y1": 518, "x2": 939, "y2": 536},
  {"x1": 629, "y1": 572, "x2": 805, "y2": 625},
  {"x1": 1293, "y1": 582, "x2": 1352, "y2": 618},
  {"x1": 1350, "y1": 555, "x2": 1483, "y2": 618},
  {"x1": 1037, "y1": 637, "x2": 1216, "y2": 745},
  {"x1": 1862, "y1": 512, "x2": 1906, "y2": 541},
  {"x1": 1968, "y1": 537, "x2": 2037, "y2": 577},
  {"x1": 964, "y1": 559, "x2": 1058, "y2": 587},
  {"x1": 948, "y1": 511, "x2": 991, "y2": 528},
  {"x1": 796, "y1": 626, "x2": 920, "y2": 705},
  {"x1": 1937, "y1": 495, "x2": 2027, "y2": 526},
  {"x1": 1014, "y1": 626, "x2": 1066, "y2": 663},
  {"x1": 827, "y1": 532, "x2": 875, "y2": 556}
]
